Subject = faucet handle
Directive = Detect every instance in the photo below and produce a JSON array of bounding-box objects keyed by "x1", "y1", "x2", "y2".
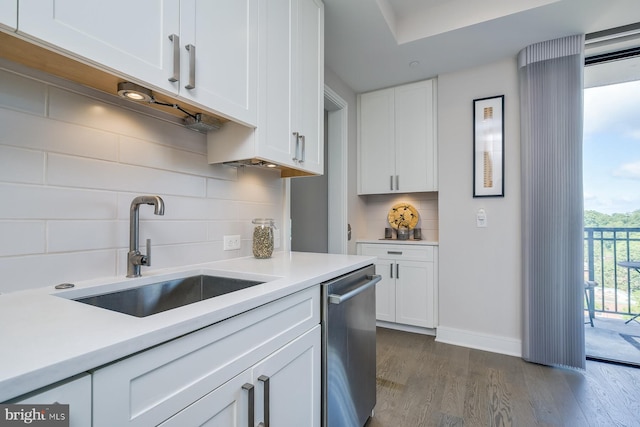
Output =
[{"x1": 144, "y1": 238, "x2": 152, "y2": 266}]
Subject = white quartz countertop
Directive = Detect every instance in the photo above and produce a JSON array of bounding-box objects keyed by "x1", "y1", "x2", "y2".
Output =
[
  {"x1": 0, "y1": 252, "x2": 374, "y2": 401},
  {"x1": 356, "y1": 239, "x2": 439, "y2": 245}
]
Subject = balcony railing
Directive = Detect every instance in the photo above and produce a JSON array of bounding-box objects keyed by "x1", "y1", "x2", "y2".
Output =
[{"x1": 584, "y1": 227, "x2": 640, "y2": 318}]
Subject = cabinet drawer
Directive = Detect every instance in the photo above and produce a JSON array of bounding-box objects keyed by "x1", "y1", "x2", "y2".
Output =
[
  {"x1": 359, "y1": 243, "x2": 433, "y2": 261},
  {"x1": 92, "y1": 286, "x2": 319, "y2": 427},
  {"x1": 9, "y1": 374, "x2": 91, "y2": 427}
]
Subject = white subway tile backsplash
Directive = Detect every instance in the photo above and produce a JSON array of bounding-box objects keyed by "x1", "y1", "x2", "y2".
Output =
[
  {"x1": 0, "y1": 108, "x2": 118, "y2": 161},
  {"x1": 139, "y1": 220, "x2": 209, "y2": 246},
  {"x1": 0, "y1": 69, "x2": 47, "y2": 116},
  {"x1": 0, "y1": 250, "x2": 117, "y2": 293},
  {"x1": 47, "y1": 221, "x2": 121, "y2": 253},
  {"x1": 47, "y1": 87, "x2": 208, "y2": 154},
  {"x1": 0, "y1": 221, "x2": 45, "y2": 256},
  {"x1": 47, "y1": 154, "x2": 206, "y2": 197},
  {"x1": 0, "y1": 67, "x2": 284, "y2": 294},
  {"x1": 0, "y1": 146, "x2": 44, "y2": 184},
  {"x1": 119, "y1": 136, "x2": 237, "y2": 181},
  {"x1": 207, "y1": 221, "x2": 245, "y2": 240},
  {"x1": 0, "y1": 183, "x2": 118, "y2": 220},
  {"x1": 117, "y1": 194, "x2": 239, "y2": 221}
]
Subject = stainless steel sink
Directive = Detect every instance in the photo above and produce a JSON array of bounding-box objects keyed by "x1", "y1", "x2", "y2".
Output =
[{"x1": 73, "y1": 275, "x2": 264, "y2": 317}]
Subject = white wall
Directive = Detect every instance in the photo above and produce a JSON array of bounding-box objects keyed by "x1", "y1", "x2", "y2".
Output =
[
  {"x1": 0, "y1": 66, "x2": 284, "y2": 294},
  {"x1": 437, "y1": 57, "x2": 522, "y2": 356}
]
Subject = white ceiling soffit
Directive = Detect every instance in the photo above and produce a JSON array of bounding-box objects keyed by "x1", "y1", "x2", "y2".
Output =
[
  {"x1": 324, "y1": 0, "x2": 640, "y2": 93},
  {"x1": 377, "y1": 0, "x2": 561, "y2": 44}
]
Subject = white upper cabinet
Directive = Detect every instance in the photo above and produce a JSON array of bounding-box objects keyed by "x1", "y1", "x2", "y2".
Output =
[
  {"x1": 17, "y1": 0, "x2": 258, "y2": 126},
  {"x1": 0, "y1": 1, "x2": 17, "y2": 31},
  {"x1": 358, "y1": 79, "x2": 437, "y2": 194},
  {"x1": 207, "y1": 0, "x2": 324, "y2": 176},
  {"x1": 178, "y1": 0, "x2": 257, "y2": 126},
  {"x1": 18, "y1": 0, "x2": 180, "y2": 94}
]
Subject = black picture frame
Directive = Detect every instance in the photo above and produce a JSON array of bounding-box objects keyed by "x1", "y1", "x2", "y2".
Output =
[{"x1": 473, "y1": 95, "x2": 505, "y2": 197}]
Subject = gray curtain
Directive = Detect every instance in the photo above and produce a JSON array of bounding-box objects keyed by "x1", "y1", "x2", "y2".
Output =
[{"x1": 519, "y1": 34, "x2": 586, "y2": 369}]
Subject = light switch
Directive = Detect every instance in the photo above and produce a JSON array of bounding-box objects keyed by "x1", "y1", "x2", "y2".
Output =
[{"x1": 476, "y1": 209, "x2": 487, "y2": 228}]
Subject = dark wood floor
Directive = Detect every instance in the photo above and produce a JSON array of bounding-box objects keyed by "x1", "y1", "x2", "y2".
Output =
[{"x1": 368, "y1": 327, "x2": 640, "y2": 427}]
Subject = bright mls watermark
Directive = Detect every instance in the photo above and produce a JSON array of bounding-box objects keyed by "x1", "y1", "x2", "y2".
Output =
[{"x1": 0, "y1": 405, "x2": 69, "y2": 426}]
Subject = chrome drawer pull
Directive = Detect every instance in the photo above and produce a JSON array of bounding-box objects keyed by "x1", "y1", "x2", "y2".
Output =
[
  {"x1": 168, "y1": 34, "x2": 180, "y2": 82},
  {"x1": 241, "y1": 383, "x2": 254, "y2": 427},
  {"x1": 185, "y1": 44, "x2": 196, "y2": 89},
  {"x1": 387, "y1": 251, "x2": 402, "y2": 255},
  {"x1": 258, "y1": 375, "x2": 270, "y2": 427}
]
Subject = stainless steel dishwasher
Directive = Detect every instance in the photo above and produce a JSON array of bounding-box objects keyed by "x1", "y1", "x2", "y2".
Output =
[{"x1": 321, "y1": 265, "x2": 381, "y2": 427}]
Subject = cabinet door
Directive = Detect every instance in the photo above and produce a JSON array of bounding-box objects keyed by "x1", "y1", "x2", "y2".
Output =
[
  {"x1": 18, "y1": 0, "x2": 180, "y2": 94},
  {"x1": 252, "y1": 325, "x2": 321, "y2": 427},
  {"x1": 179, "y1": 0, "x2": 258, "y2": 126},
  {"x1": 158, "y1": 369, "x2": 252, "y2": 427},
  {"x1": 358, "y1": 88, "x2": 395, "y2": 194},
  {"x1": 374, "y1": 259, "x2": 396, "y2": 322},
  {"x1": 92, "y1": 287, "x2": 319, "y2": 427},
  {"x1": 395, "y1": 260, "x2": 434, "y2": 327},
  {"x1": 11, "y1": 374, "x2": 91, "y2": 427},
  {"x1": 0, "y1": 1, "x2": 17, "y2": 31},
  {"x1": 395, "y1": 79, "x2": 437, "y2": 192},
  {"x1": 251, "y1": 0, "x2": 295, "y2": 167},
  {"x1": 291, "y1": 0, "x2": 324, "y2": 174}
]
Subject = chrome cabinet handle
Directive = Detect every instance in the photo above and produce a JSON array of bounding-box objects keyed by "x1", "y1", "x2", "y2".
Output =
[
  {"x1": 185, "y1": 44, "x2": 196, "y2": 89},
  {"x1": 168, "y1": 34, "x2": 180, "y2": 82},
  {"x1": 241, "y1": 383, "x2": 254, "y2": 427},
  {"x1": 258, "y1": 375, "x2": 270, "y2": 427},
  {"x1": 396, "y1": 263, "x2": 400, "y2": 279},
  {"x1": 390, "y1": 176, "x2": 393, "y2": 191},
  {"x1": 292, "y1": 132, "x2": 300, "y2": 162},
  {"x1": 390, "y1": 263, "x2": 393, "y2": 279},
  {"x1": 387, "y1": 251, "x2": 402, "y2": 255},
  {"x1": 396, "y1": 175, "x2": 399, "y2": 190},
  {"x1": 329, "y1": 275, "x2": 382, "y2": 304},
  {"x1": 299, "y1": 135, "x2": 305, "y2": 163}
]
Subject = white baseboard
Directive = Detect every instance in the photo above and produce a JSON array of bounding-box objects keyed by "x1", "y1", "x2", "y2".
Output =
[
  {"x1": 376, "y1": 320, "x2": 436, "y2": 336},
  {"x1": 435, "y1": 326, "x2": 522, "y2": 357}
]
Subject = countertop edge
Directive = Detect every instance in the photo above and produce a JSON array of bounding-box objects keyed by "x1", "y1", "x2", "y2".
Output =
[{"x1": 0, "y1": 252, "x2": 375, "y2": 401}]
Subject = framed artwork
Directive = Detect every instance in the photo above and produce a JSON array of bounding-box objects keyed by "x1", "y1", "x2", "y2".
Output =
[{"x1": 473, "y1": 95, "x2": 504, "y2": 197}]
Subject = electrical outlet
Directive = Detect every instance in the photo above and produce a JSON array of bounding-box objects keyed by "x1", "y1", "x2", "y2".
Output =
[{"x1": 223, "y1": 235, "x2": 241, "y2": 251}]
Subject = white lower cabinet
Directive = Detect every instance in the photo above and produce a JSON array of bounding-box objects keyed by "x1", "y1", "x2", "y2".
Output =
[
  {"x1": 92, "y1": 286, "x2": 320, "y2": 426},
  {"x1": 161, "y1": 326, "x2": 320, "y2": 427},
  {"x1": 358, "y1": 243, "x2": 438, "y2": 329},
  {"x1": 9, "y1": 373, "x2": 92, "y2": 427}
]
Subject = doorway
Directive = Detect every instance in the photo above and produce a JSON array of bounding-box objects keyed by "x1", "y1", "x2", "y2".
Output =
[
  {"x1": 583, "y1": 43, "x2": 640, "y2": 366},
  {"x1": 290, "y1": 85, "x2": 349, "y2": 254}
]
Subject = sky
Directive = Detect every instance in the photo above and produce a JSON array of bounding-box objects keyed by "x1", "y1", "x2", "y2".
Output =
[{"x1": 583, "y1": 79, "x2": 640, "y2": 214}]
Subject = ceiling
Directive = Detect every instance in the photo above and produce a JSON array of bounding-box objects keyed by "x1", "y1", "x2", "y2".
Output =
[{"x1": 323, "y1": 0, "x2": 640, "y2": 93}]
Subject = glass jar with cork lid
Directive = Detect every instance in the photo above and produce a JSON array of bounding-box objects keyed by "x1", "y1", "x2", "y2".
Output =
[{"x1": 252, "y1": 218, "x2": 276, "y2": 259}]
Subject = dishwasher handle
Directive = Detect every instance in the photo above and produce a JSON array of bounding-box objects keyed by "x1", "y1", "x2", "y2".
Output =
[{"x1": 328, "y1": 275, "x2": 381, "y2": 305}]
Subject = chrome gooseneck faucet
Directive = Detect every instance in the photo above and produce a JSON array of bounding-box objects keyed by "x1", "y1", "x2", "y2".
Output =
[{"x1": 127, "y1": 195, "x2": 165, "y2": 278}]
